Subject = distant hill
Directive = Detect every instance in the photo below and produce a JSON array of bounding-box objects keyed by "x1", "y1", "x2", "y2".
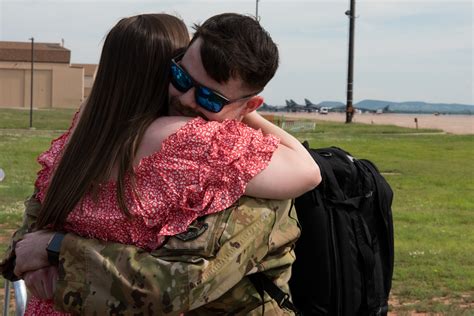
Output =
[
  {"x1": 354, "y1": 100, "x2": 474, "y2": 115},
  {"x1": 263, "y1": 99, "x2": 473, "y2": 114},
  {"x1": 317, "y1": 101, "x2": 345, "y2": 108}
]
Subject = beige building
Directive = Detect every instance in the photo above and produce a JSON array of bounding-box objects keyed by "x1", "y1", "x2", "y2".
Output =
[
  {"x1": 71, "y1": 63, "x2": 97, "y2": 98},
  {"x1": 0, "y1": 41, "x2": 96, "y2": 109}
]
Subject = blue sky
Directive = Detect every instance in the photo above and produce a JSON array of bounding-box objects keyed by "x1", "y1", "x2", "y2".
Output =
[{"x1": 1, "y1": 0, "x2": 472, "y2": 105}]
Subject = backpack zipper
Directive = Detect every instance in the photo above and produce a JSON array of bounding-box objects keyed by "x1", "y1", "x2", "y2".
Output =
[{"x1": 328, "y1": 206, "x2": 342, "y2": 315}]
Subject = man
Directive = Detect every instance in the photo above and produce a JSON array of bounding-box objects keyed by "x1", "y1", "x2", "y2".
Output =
[{"x1": 3, "y1": 13, "x2": 318, "y2": 315}]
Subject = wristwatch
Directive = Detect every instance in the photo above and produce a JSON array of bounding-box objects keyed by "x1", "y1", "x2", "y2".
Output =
[{"x1": 46, "y1": 233, "x2": 66, "y2": 265}]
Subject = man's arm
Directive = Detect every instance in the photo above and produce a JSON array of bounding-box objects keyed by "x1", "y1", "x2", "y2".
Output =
[
  {"x1": 0, "y1": 191, "x2": 41, "y2": 281},
  {"x1": 11, "y1": 197, "x2": 297, "y2": 314},
  {"x1": 52, "y1": 198, "x2": 292, "y2": 315}
]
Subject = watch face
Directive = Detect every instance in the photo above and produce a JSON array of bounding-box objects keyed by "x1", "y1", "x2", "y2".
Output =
[{"x1": 46, "y1": 233, "x2": 65, "y2": 265}]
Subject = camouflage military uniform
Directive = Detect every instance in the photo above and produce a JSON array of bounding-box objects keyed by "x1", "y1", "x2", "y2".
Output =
[{"x1": 2, "y1": 194, "x2": 300, "y2": 315}]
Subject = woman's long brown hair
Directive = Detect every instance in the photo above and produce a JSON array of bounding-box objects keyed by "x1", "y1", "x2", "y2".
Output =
[{"x1": 36, "y1": 14, "x2": 190, "y2": 229}]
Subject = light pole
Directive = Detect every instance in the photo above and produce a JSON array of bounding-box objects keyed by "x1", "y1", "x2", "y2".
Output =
[
  {"x1": 29, "y1": 37, "x2": 34, "y2": 128},
  {"x1": 256, "y1": 0, "x2": 260, "y2": 21},
  {"x1": 345, "y1": 0, "x2": 356, "y2": 123}
]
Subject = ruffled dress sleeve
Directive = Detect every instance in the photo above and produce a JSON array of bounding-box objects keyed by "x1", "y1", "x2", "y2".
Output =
[
  {"x1": 35, "y1": 111, "x2": 80, "y2": 203},
  {"x1": 131, "y1": 117, "x2": 280, "y2": 236}
]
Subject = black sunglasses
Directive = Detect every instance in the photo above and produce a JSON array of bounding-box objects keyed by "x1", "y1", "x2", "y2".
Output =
[{"x1": 170, "y1": 53, "x2": 259, "y2": 113}]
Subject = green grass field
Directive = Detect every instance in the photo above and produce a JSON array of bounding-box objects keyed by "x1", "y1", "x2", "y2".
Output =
[
  {"x1": 1, "y1": 108, "x2": 473, "y2": 313},
  {"x1": 292, "y1": 122, "x2": 474, "y2": 314}
]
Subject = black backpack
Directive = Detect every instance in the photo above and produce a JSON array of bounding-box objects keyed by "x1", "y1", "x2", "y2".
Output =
[{"x1": 250, "y1": 144, "x2": 394, "y2": 315}]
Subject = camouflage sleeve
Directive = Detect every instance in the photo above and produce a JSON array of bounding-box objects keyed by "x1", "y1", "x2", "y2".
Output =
[
  {"x1": 0, "y1": 190, "x2": 41, "y2": 281},
  {"x1": 53, "y1": 197, "x2": 283, "y2": 315}
]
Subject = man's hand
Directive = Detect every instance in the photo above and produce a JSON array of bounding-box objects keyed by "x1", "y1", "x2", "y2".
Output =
[
  {"x1": 14, "y1": 230, "x2": 54, "y2": 277},
  {"x1": 23, "y1": 266, "x2": 58, "y2": 300}
]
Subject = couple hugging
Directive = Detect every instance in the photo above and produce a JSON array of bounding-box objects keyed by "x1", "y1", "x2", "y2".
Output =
[{"x1": 1, "y1": 12, "x2": 321, "y2": 315}]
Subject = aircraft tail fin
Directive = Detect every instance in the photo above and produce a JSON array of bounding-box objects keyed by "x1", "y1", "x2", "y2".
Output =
[{"x1": 304, "y1": 98, "x2": 314, "y2": 106}]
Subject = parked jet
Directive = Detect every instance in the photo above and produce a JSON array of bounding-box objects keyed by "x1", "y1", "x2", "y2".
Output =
[
  {"x1": 304, "y1": 99, "x2": 321, "y2": 112},
  {"x1": 289, "y1": 99, "x2": 304, "y2": 111},
  {"x1": 284, "y1": 99, "x2": 298, "y2": 112},
  {"x1": 352, "y1": 104, "x2": 391, "y2": 114},
  {"x1": 285, "y1": 99, "x2": 316, "y2": 112},
  {"x1": 259, "y1": 102, "x2": 280, "y2": 112}
]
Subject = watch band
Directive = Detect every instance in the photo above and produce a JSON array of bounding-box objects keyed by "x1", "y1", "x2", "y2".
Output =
[{"x1": 46, "y1": 233, "x2": 65, "y2": 265}]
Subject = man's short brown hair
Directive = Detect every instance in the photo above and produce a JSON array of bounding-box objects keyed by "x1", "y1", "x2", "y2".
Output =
[{"x1": 191, "y1": 13, "x2": 279, "y2": 92}]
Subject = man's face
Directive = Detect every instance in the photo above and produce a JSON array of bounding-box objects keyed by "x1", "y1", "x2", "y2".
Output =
[{"x1": 168, "y1": 38, "x2": 257, "y2": 122}]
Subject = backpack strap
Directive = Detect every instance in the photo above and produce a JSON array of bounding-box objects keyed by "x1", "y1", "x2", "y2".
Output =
[
  {"x1": 358, "y1": 160, "x2": 393, "y2": 315},
  {"x1": 358, "y1": 159, "x2": 391, "y2": 229},
  {"x1": 248, "y1": 273, "x2": 301, "y2": 315},
  {"x1": 303, "y1": 144, "x2": 346, "y2": 201},
  {"x1": 352, "y1": 212, "x2": 377, "y2": 311}
]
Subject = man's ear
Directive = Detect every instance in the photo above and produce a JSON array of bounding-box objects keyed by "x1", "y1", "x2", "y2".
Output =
[{"x1": 243, "y1": 96, "x2": 264, "y2": 115}]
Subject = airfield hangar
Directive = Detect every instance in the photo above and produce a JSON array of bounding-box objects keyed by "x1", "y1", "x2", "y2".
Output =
[{"x1": 0, "y1": 41, "x2": 97, "y2": 108}]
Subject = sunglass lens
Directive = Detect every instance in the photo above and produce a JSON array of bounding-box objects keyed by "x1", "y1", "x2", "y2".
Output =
[
  {"x1": 171, "y1": 63, "x2": 192, "y2": 92},
  {"x1": 196, "y1": 87, "x2": 224, "y2": 113}
]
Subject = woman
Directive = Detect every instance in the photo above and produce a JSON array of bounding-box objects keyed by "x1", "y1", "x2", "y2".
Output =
[{"x1": 6, "y1": 13, "x2": 320, "y2": 315}]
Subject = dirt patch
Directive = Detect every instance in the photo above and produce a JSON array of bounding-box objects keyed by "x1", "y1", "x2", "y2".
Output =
[
  {"x1": 263, "y1": 112, "x2": 474, "y2": 135},
  {"x1": 388, "y1": 293, "x2": 474, "y2": 314}
]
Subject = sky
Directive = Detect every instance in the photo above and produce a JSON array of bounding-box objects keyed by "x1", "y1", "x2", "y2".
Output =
[{"x1": 1, "y1": 0, "x2": 472, "y2": 106}]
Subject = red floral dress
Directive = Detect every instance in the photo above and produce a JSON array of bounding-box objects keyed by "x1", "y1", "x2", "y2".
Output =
[{"x1": 25, "y1": 116, "x2": 279, "y2": 315}]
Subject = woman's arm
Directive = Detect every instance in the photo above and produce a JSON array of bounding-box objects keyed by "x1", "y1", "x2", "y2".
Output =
[{"x1": 243, "y1": 112, "x2": 321, "y2": 199}]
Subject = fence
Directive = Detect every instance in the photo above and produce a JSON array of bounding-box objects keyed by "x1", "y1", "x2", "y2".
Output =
[{"x1": 262, "y1": 115, "x2": 316, "y2": 132}]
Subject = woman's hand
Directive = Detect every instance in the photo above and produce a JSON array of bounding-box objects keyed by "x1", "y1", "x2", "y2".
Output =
[{"x1": 23, "y1": 266, "x2": 59, "y2": 300}]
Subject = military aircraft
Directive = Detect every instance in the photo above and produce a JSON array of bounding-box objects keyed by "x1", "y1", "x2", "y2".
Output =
[
  {"x1": 284, "y1": 99, "x2": 298, "y2": 112},
  {"x1": 284, "y1": 99, "x2": 317, "y2": 112},
  {"x1": 259, "y1": 102, "x2": 280, "y2": 112},
  {"x1": 304, "y1": 99, "x2": 322, "y2": 112}
]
